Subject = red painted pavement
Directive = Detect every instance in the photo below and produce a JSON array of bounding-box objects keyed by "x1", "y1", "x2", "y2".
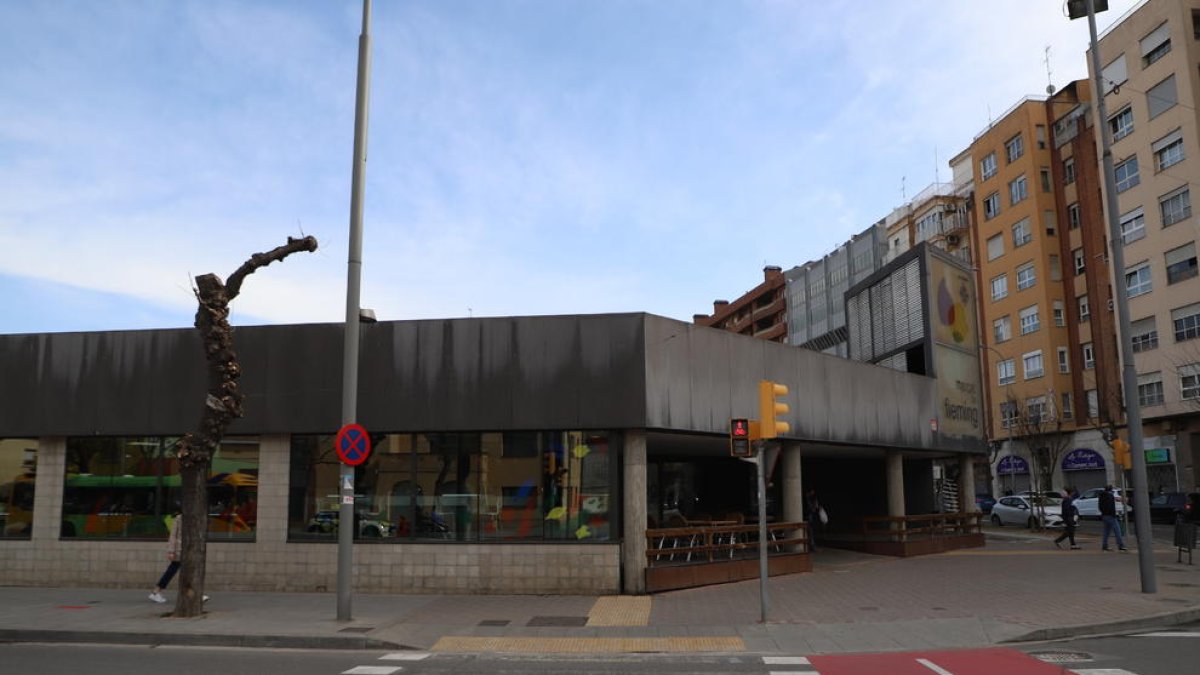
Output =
[{"x1": 808, "y1": 647, "x2": 1066, "y2": 674}]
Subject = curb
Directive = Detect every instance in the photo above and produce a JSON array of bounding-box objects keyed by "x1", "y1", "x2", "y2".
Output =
[
  {"x1": 1004, "y1": 605, "x2": 1200, "y2": 643},
  {"x1": 0, "y1": 629, "x2": 402, "y2": 651}
]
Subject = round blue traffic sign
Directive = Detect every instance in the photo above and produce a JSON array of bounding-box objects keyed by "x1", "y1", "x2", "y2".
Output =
[{"x1": 335, "y1": 423, "x2": 372, "y2": 466}]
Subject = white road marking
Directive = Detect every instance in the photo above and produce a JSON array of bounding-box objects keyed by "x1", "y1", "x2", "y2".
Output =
[
  {"x1": 1135, "y1": 631, "x2": 1200, "y2": 637},
  {"x1": 916, "y1": 658, "x2": 956, "y2": 675},
  {"x1": 763, "y1": 656, "x2": 811, "y2": 664},
  {"x1": 769, "y1": 672, "x2": 816, "y2": 675},
  {"x1": 342, "y1": 667, "x2": 402, "y2": 675},
  {"x1": 379, "y1": 652, "x2": 430, "y2": 660},
  {"x1": 1071, "y1": 670, "x2": 1139, "y2": 674}
]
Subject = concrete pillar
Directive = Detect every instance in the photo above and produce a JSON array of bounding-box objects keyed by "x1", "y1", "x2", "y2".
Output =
[
  {"x1": 886, "y1": 450, "x2": 905, "y2": 517},
  {"x1": 621, "y1": 429, "x2": 648, "y2": 595},
  {"x1": 959, "y1": 454, "x2": 978, "y2": 513},
  {"x1": 31, "y1": 437, "x2": 65, "y2": 541},
  {"x1": 781, "y1": 442, "x2": 803, "y2": 552}
]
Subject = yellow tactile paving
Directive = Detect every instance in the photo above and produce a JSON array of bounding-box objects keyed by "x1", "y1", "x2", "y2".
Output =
[
  {"x1": 586, "y1": 595, "x2": 652, "y2": 626},
  {"x1": 431, "y1": 636, "x2": 744, "y2": 654}
]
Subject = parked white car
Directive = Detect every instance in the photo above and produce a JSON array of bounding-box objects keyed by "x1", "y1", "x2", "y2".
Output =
[
  {"x1": 990, "y1": 495, "x2": 1064, "y2": 528},
  {"x1": 1073, "y1": 488, "x2": 1129, "y2": 519}
]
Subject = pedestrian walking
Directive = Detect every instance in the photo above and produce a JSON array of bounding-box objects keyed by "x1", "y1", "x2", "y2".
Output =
[
  {"x1": 1099, "y1": 484, "x2": 1127, "y2": 552},
  {"x1": 804, "y1": 488, "x2": 826, "y2": 553},
  {"x1": 149, "y1": 510, "x2": 208, "y2": 604},
  {"x1": 1054, "y1": 487, "x2": 1080, "y2": 549}
]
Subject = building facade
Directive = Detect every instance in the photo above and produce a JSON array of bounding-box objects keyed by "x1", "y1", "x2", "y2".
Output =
[{"x1": 693, "y1": 266, "x2": 788, "y2": 343}]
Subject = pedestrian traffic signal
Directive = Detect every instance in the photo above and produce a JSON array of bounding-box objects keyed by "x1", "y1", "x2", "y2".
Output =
[
  {"x1": 730, "y1": 417, "x2": 752, "y2": 457},
  {"x1": 1112, "y1": 438, "x2": 1131, "y2": 469},
  {"x1": 758, "y1": 380, "x2": 790, "y2": 439}
]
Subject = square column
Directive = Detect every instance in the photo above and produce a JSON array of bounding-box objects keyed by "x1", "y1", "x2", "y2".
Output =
[{"x1": 621, "y1": 429, "x2": 647, "y2": 594}]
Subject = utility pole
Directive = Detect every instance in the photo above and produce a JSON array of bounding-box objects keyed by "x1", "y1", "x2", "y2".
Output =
[
  {"x1": 338, "y1": 0, "x2": 374, "y2": 621},
  {"x1": 1071, "y1": 0, "x2": 1155, "y2": 593}
]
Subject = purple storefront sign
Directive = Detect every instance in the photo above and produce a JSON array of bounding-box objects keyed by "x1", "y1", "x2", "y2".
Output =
[
  {"x1": 997, "y1": 455, "x2": 1029, "y2": 475},
  {"x1": 1062, "y1": 448, "x2": 1105, "y2": 471}
]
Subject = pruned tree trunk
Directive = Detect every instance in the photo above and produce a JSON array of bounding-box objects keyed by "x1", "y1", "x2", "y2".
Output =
[{"x1": 173, "y1": 235, "x2": 318, "y2": 617}]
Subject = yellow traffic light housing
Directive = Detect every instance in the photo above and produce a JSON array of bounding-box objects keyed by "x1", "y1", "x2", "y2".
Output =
[
  {"x1": 758, "y1": 380, "x2": 790, "y2": 439},
  {"x1": 1112, "y1": 438, "x2": 1131, "y2": 469}
]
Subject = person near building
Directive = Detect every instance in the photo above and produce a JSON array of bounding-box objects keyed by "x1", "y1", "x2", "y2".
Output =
[
  {"x1": 1099, "y1": 485, "x2": 1127, "y2": 552},
  {"x1": 1053, "y1": 487, "x2": 1080, "y2": 550},
  {"x1": 149, "y1": 509, "x2": 209, "y2": 604},
  {"x1": 804, "y1": 488, "x2": 825, "y2": 552}
]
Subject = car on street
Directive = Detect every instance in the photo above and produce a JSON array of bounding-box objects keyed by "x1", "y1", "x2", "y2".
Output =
[
  {"x1": 1073, "y1": 487, "x2": 1130, "y2": 519},
  {"x1": 975, "y1": 494, "x2": 996, "y2": 514},
  {"x1": 990, "y1": 495, "x2": 1064, "y2": 528},
  {"x1": 1147, "y1": 492, "x2": 1200, "y2": 524}
]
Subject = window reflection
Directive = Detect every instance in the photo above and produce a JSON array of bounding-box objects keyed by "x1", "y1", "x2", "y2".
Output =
[
  {"x1": 0, "y1": 438, "x2": 37, "y2": 539},
  {"x1": 61, "y1": 437, "x2": 259, "y2": 540},
  {"x1": 287, "y1": 431, "x2": 613, "y2": 542}
]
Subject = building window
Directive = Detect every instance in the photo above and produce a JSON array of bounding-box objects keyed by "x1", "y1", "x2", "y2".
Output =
[
  {"x1": 1137, "y1": 372, "x2": 1164, "y2": 407},
  {"x1": 1126, "y1": 262, "x2": 1153, "y2": 297},
  {"x1": 1012, "y1": 218, "x2": 1032, "y2": 247},
  {"x1": 1115, "y1": 156, "x2": 1140, "y2": 193},
  {"x1": 288, "y1": 431, "x2": 614, "y2": 543},
  {"x1": 1023, "y1": 350, "x2": 1044, "y2": 380},
  {"x1": 1131, "y1": 316, "x2": 1159, "y2": 353},
  {"x1": 987, "y1": 233, "x2": 1004, "y2": 260},
  {"x1": 1064, "y1": 157, "x2": 1076, "y2": 184},
  {"x1": 1009, "y1": 175, "x2": 1028, "y2": 205},
  {"x1": 1083, "y1": 342, "x2": 1095, "y2": 370},
  {"x1": 984, "y1": 192, "x2": 1001, "y2": 220},
  {"x1": 990, "y1": 273, "x2": 1008, "y2": 301},
  {"x1": 1040, "y1": 167, "x2": 1051, "y2": 192},
  {"x1": 998, "y1": 358, "x2": 1016, "y2": 386},
  {"x1": 62, "y1": 436, "x2": 260, "y2": 540},
  {"x1": 1141, "y1": 22, "x2": 1171, "y2": 65},
  {"x1": 1019, "y1": 305, "x2": 1040, "y2": 335},
  {"x1": 981, "y1": 152, "x2": 998, "y2": 180},
  {"x1": 1102, "y1": 53, "x2": 1128, "y2": 95},
  {"x1": 1053, "y1": 299, "x2": 1065, "y2": 327},
  {"x1": 1173, "y1": 302, "x2": 1200, "y2": 341},
  {"x1": 1165, "y1": 242, "x2": 1198, "y2": 284},
  {"x1": 1061, "y1": 392, "x2": 1073, "y2": 420},
  {"x1": 1182, "y1": 363, "x2": 1200, "y2": 401},
  {"x1": 1160, "y1": 186, "x2": 1191, "y2": 226},
  {"x1": 1058, "y1": 346, "x2": 1070, "y2": 374},
  {"x1": 1044, "y1": 209, "x2": 1057, "y2": 237},
  {"x1": 1016, "y1": 262, "x2": 1037, "y2": 290},
  {"x1": 1086, "y1": 389, "x2": 1099, "y2": 419},
  {"x1": 1147, "y1": 74, "x2": 1178, "y2": 119},
  {"x1": 1153, "y1": 129, "x2": 1184, "y2": 171},
  {"x1": 1001, "y1": 401, "x2": 1019, "y2": 428},
  {"x1": 994, "y1": 315, "x2": 1012, "y2": 343},
  {"x1": 0, "y1": 438, "x2": 37, "y2": 539},
  {"x1": 1073, "y1": 247, "x2": 1086, "y2": 275},
  {"x1": 1049, "y1": 254, "x2": 1062, "y2": 281},
  {"x1": 1026, "y1": 396, "x2": 1048, "y2": 423},
  {"x1": 1006, "y1": 133, "x2": 1024, "y2": 163},
  {"x1": 1068, "y1": 202, "x2": 1081, "y2": 230},
  {"x1": 1109, "y1": 106, "x2": 1134, "y2": 141},
  {"x1": 1079, "y1": 294, "x2": 1091, "y2": 322},
  {"x1": 1119, "y1": 207, "x2": 1145, "y2": 245}
]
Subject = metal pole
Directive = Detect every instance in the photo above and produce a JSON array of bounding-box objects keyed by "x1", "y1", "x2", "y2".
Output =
[
  {"x1": 1083, "y1": 0, "x2": 1155, "y2": 592},
  {"x1": 756, "y1": 442, "x2": 769, "y2": 623},
  {"x1": 338, "y1": 0, "x2": 373, "y2": 621}
]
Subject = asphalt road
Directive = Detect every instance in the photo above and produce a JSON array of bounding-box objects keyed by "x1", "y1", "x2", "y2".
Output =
[{"x1": 5, "y1": 629, "x2": 1200, "y2": 675}]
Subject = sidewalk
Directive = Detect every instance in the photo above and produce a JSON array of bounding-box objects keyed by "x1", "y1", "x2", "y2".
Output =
[{"x1": 2, "y1": 531, "x2": 1198, "y2": 655}]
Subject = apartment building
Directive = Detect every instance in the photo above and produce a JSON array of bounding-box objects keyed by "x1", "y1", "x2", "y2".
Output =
[
  {"x1": 692, "y1": 265, "x2": 788, "y2": 342},
  {"x1": 966, "y1": 96, "x2": 1106, "y2": 492},
  {"x1": 1092, "y1": 0, "x2": 1200, "y2": 491}
]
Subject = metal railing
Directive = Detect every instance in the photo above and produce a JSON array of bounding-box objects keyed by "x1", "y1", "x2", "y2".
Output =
[
  {"x1": 848, "y1": 513, "x2": 982, "y2": 543},
  {"x1": 645, "y1": 521, "x2": 808, "y2": 566}
]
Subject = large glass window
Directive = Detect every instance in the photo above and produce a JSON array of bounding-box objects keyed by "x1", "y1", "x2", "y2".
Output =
[
  {"x1": 1147, "y1": 74, "x2": 1177, "y2": 119},
  {"x1": 62, "y1": 436, "x2": 259, "y2": 540},
  {"x1": 287, "y1": 431, "x2": 614, "y2": 542},
  {"x1": 1110, "y1": 107, "x2": 1134, "y2": 141},
  {"x1": 1115, "y1": 156, "x2": 1140, "y2": 193},
  {"x1": 1, "y1": 438, "x2": 37, "y2": 539},
  {"x1": 1160, "y1": 186, "x2": 1191, "y2": 226},
  {"x1": 1120, "y1": 207, "x2": 1145, "y2": 245},
  {"x1": 981, "y1": 152, "x2": 998, "y2": 180}
]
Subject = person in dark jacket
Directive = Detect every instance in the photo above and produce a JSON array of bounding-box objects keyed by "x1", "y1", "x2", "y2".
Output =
[
  {"x1": 1099, "y1": 485, "x2": 1127, "y2": 551},
  {"x1": 1054, "y1": 487, "x2": 1080, "y2": 549}
]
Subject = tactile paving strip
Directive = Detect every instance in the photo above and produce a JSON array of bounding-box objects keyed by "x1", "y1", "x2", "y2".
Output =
[
  {"x1": 431, "y1": 636, "x2": 744, "y2": 654},
  {"x1": 586, "y1": 595, "x2": 652, "y2": 626}
]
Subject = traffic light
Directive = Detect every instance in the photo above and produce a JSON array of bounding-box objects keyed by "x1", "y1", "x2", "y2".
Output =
[
  {"x1": 1112, "y1": 438, "x2": 1131, "y2": 469},
  {"x1": 730, "y1": 417, "x2": 752, "y2": 457},
  {"x1": 758, "y1": 380, "x2": 790, "y2": 439}
]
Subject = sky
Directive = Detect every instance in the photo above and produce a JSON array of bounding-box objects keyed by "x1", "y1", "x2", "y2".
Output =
[{"x1": 0, "y1": 0, "x2": 1144, "y2": 334}]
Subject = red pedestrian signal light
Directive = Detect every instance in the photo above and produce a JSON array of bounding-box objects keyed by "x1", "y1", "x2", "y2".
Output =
[{"x1": 730, "y1": 417, "x2": 752, "y2": 457}]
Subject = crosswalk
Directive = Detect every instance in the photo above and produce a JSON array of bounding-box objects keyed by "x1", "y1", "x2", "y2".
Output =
[
  {"x1": 758, "y1": 653, "x2": 1143, "y2": 674},
  {"x1": 341, "y1": 652, "x2": 430, "y2": 674}
]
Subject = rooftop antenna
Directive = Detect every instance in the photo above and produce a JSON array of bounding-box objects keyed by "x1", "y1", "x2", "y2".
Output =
[
  {"x1": 1044, "y1": 45, "x2": 1056, "y2": 95},
  {"x1": 934, "y1": 146, "x2": 940, "y2": 185},
  {"x1": 901, "y1": 175, "x2": 906, "y2": 201}
]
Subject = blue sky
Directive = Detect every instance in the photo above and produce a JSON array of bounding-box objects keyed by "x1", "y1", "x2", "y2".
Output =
[{"x1": 0, "y1": 0, "x2": 1141, "y2": 334}]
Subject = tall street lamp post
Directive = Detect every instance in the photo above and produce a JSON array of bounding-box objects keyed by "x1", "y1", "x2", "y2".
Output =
[{"x1": 1069, "y1": 0, "x2": 1156, "y2": 593}]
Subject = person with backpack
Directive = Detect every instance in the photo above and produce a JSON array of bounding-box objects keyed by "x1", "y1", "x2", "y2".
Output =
[{"x1": 1054, "y1": 487, "x2": 1080, "y2": 550}]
